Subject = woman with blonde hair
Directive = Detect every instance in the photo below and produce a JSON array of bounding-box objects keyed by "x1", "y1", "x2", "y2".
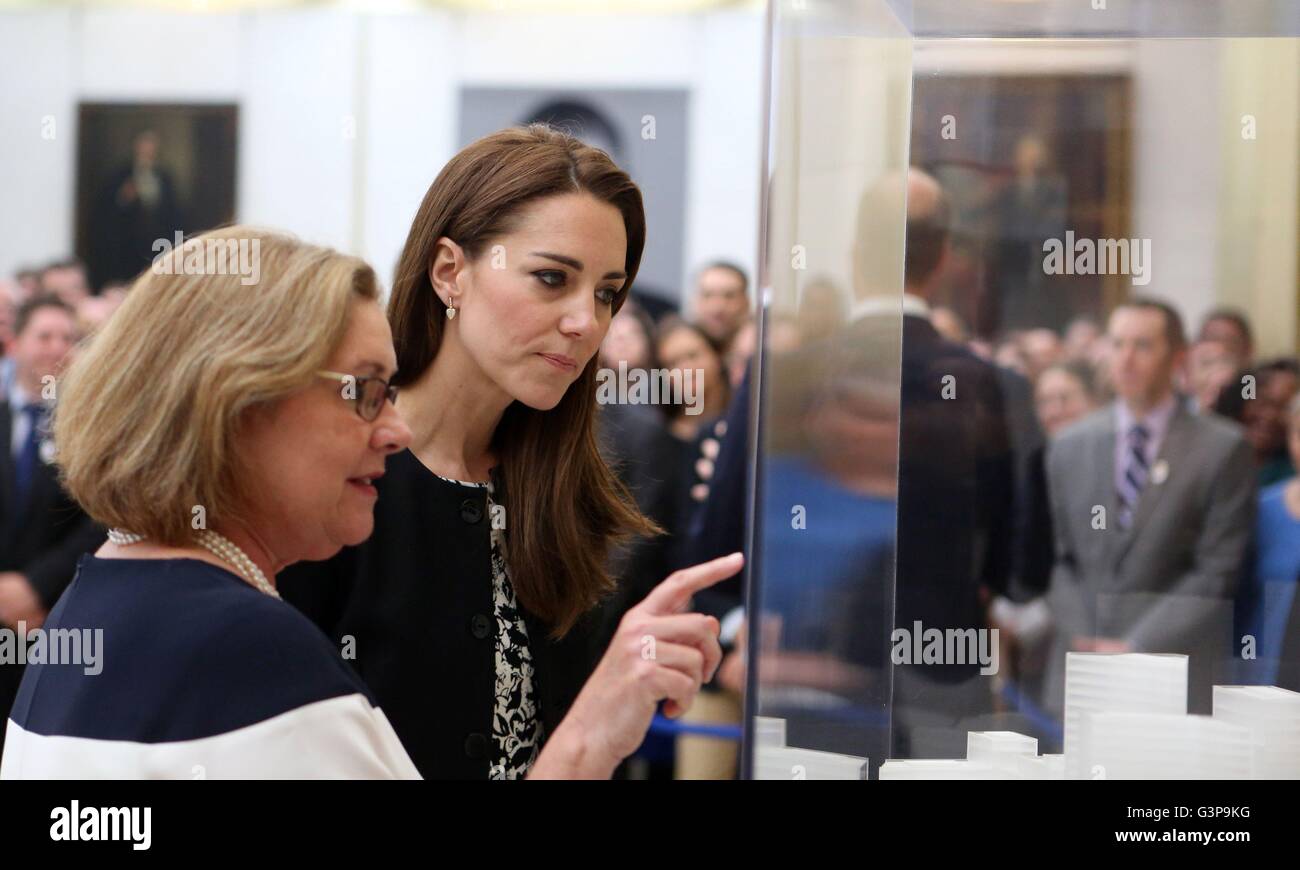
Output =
[
  {"x1": 2, "y1": 228, "x2": 420, "y2": 778},
  {"x1": 3, "y1": 225, "x2": 734, "y2": 779}
]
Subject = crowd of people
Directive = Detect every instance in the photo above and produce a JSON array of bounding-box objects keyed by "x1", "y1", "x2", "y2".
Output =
[
  {"x1": 595, "y1": 168, "x2": 1300, "y2": 768},
  {"x1": 718, "y1": 169, "x2": 1299, "y2": 765},
  {"x1": 0, "y1": 126, "x2": 749, "y2": 780},
  {"x1": 1, "y1": 151, "x2": 1296, "y2": 777},
  {"x1": 0, "y1": 261, "x2": 123, "y2": 637},
  {"x1": 939, "y1": 301, "x2": 1299, "y2": 678},
  {"x1": 960, "y1": 300, "x2": 1300, "y2": 710}
]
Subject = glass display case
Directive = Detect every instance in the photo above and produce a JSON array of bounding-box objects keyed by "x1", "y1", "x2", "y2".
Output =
[{"x1": 743, "y1": 0, "x2": 1300, "y2": 779}]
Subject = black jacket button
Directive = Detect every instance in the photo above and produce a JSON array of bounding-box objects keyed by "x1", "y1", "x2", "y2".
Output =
[
  {"x1": 464, "y1": 732, "x2": 488, "y2": 759},
  {"x1": 471, "y1": 613, "x2": 492, "y2": 639},
  {"x1": 460, "y1": 498, "x2": 482, "y2": 524}
]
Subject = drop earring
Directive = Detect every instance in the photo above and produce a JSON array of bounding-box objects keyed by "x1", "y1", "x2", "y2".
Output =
[{"x1": 445, "y1": 301, "x2": 457, "y2": 320}]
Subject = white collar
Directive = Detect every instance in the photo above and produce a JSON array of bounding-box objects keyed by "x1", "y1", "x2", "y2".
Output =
[{"x1": 849, "y1": 293, "x2": 930, "y2": 324}]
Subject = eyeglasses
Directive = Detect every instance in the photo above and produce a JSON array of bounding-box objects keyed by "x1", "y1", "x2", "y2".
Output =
[{"x1": 317, "y1": 370, "x2": 398, "y2": 422}]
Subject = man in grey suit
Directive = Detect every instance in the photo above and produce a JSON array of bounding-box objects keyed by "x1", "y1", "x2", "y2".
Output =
[{"x1": 1044, "y1": 297, "x2": 1254, "y2": 716}]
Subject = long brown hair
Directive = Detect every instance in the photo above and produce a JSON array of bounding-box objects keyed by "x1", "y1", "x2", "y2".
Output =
[{"x1": 389, "y1": 124, "x2": 658, "y2": 637}]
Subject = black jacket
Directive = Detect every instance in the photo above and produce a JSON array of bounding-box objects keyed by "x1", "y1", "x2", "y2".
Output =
[
  {"x1": 0, "y1": 399, "x2": 105, "y2": 741},
  {"x1": 278, "y1": 448, "x2": 609, "y2": 779},
  {"x1": 676, "y1": 366, "x2": 751, "y2": 626},
  {"x1": 894, "y1": 314, "x2": 1014, "y2": 661},
  {"x1": 590, "y1": 402, "x2": 682, "y2": 653}
]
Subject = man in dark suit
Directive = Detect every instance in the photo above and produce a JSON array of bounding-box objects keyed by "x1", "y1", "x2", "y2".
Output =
[
  {"x1": 0, "y1": 296, "x2": 104, "y2": 746},
  {"x1": 686, "y1": 170, "x2": 1018, "y2": 762},
  {"x1": 875, "y1": 171, "x2": 1016, "y2": 757},
  {"x1": 690, "y1": 262, "x2": 751, "y2": 354},
  {"x1": 1043, "y1": 298, "x2": 1254, "y2": 714}
]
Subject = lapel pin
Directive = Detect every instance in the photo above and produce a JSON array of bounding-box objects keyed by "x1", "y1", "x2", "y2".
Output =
[{"x1": 1151, "y1": 459, "x2": 1169, "y2": 485}]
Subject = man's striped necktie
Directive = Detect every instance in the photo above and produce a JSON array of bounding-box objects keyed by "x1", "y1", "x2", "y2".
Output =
[{"x1": 1116, "y1": 422, "x2": 1150, "y2": 530}]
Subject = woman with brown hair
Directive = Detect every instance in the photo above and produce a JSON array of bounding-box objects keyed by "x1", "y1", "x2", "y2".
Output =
[
  {"x1": 654, "y1": 317, "x2": 733, "y2": 443},
  {"x1": 280, "y1": 125, "x2": 739, "y2": 779}
]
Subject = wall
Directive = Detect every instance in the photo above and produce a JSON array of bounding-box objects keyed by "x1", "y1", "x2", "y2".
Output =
[
  {"x1": 2, "y1": 7, "x2": 1294, "y2": 351},
  {"x1": 0, "y1": 5, "x2": 767, "y2": 303}
]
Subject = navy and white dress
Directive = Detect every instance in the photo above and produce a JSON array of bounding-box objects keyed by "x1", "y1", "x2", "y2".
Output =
[{"x1": 1, "y1": 556, "x2": 418, "y2": 779}]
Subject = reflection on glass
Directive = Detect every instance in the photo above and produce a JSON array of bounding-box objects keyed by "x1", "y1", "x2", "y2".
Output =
[{"x1": 747, "y1": 0, "x2": 1300, "y2": 780}]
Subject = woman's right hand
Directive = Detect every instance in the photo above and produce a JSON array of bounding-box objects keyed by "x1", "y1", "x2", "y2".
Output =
[{"x1": 530, "y1": 552, "x2": 744, "y2": 779}]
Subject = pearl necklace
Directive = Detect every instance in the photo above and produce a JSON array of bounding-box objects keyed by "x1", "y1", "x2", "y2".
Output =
[{"x1": 107, "y1": 528, "x2": 280, "y2": 599}]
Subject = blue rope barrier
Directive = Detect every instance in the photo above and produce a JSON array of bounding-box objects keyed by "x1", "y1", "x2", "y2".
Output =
[
  {"x1": 998, "y1": 679, "x2": 1065, "y2": 743},
  {"x1": 648, "y1": 713, "x2": 743, "y2": 740}
]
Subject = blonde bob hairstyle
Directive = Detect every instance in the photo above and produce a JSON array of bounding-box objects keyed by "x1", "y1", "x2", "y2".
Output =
[{"x1": 53, "y1": 225, "x2": 379, "y2": 546}]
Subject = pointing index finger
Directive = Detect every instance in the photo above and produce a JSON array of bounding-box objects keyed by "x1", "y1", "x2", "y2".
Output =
[{"x1": 643, "y1": 552, "x2": 744, "y2": 615}]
